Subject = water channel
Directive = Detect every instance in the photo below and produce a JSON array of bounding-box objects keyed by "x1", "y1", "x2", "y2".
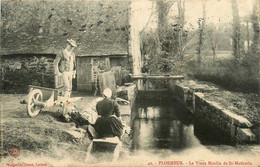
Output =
[{"x1": 118, "y1": 91, "x2": 260, "y2": 166}]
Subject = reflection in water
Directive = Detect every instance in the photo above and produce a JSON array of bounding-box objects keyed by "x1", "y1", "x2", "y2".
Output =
[
  {"x1": 131, "y1": 104, "x2": 200, "y2": 154},
  {"x1": 126, "y1": 101, "x2": 259, "y2": 166}
]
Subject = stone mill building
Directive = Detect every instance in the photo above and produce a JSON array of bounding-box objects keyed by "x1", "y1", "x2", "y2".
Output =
[{"x1": 0, "y1": 0, "x2": 130, "y2": 94}]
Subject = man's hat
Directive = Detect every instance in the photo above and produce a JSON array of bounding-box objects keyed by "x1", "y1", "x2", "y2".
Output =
[{"x1": 67, "y1": 39, "x2": 77, "y2": 47}]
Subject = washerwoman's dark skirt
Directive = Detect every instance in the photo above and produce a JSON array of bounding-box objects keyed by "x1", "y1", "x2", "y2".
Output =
[{"x1": 94, "y1": 115, "x2": 123, "y2": 138}]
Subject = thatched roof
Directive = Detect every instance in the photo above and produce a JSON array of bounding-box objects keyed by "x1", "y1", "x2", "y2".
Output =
[{"x1": 1, "y1": 0, "x2": 130, "y2": 56}]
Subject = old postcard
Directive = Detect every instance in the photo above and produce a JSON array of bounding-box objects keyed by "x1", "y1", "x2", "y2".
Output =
[{"x1": 0, "y1": 0, "x2": 259, "y2": 166}]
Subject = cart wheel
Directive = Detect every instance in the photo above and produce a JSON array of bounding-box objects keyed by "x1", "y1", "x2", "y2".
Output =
[{"x1": 27, "y1": 89, "x2": 43, "y2": 117}]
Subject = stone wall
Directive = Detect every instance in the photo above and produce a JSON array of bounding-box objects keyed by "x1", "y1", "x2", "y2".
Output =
[
  {"x1": 193, "y1": 92, "x2": 255, "y2": 144},
  {"x1": 116, "y1": 84, "x2": 137, "y2": 128},
  {"x1": 0, "y1": 54, "x2": 55, "y2": 93},
  {"x1": 168, "y1": 80, "x2": 257, "y2": 144}
]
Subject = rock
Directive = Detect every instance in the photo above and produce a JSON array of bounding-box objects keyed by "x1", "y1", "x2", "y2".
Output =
[
  {"x1": 71, "y1": 127, "x2": 86, "y2": 133},
  {"x1": 117, "y1": 90, "x2": 128, "y2": 100},
  {"x1": 222, "y1": 109, "x2": 252, "y2": 128},
  {"x1": 117, "y1": 84, "x2": 136, "y2": 101},
  {"x1": 87, "y1": 125, "x2": 98, "y2": 139},
  {"x1": 237, "y1": 128, "x2": 256, "y2": 143},
  {"x1": 192, "y1": 84, "x2": 218, "y2": 93},
  {"x1": 119, "y1": 104, "x2": 131, "y2": 116},
  {"x1": 65, "y1": 130, "x2": 85, "y2": 139},
  {"x1": 194, "y1": 92, "x2": 204, "y2": 98},
  {"x1": 188, "y1": 80, "x2": 197, "y2": 85},
  {"x1": 207, "y1": 101, "x2": 224, "y2": 110},
  {"x1": 80, "y1": 125, "x2": 89, "y2": 131},
  {"x1": 250, "y1": 123, "x2": 260, "y2": 144}
]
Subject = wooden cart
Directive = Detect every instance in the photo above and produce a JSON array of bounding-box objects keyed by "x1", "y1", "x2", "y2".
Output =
[{"x1": 20, "y1": 75, "x2": 81, "y2": 117}]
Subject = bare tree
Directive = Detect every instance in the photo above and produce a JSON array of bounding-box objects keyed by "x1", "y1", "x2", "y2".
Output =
[
  {"x1": 251, "y1": 0, "x2": 259, "y2": 55},
  {"x1": 197, "y1": 0, "x2": 206, "y2": 66},
  {"x1": 141, "y1": 0, "x2": 197, "y2": 75},
  {"x1": 141, "y1": 0, "x2": 176, "y2": 74},
  {"x1": 246, "y1": 20, "x2": 250, "y2": 53},
  {"x1": 157, "y1": 0, "x2": 175, "y2": 31},
  {"x1": 156, "y1": 0, "x2": 176, "y2": 48},
  {"x1": 209, "y1": 27, "x2": 219, "y2": 65},
  {"x1": 177, "y1": 0, "x2": 185, "y2": 60},
  {"x1": 230, "y1": 0, "x2": 241, "y2": 60},
  {"x1": 240, "y1": 15, "x2": 251, "y2": 53},
  {"x1": 249, "y1": 0, "x2": 260, "y2": 75}
]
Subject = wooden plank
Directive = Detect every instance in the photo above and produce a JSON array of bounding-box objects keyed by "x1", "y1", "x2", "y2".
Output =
[
  {"x1": 77, "y1": 54, "x2": 128, "y2": 57},
  {"x1": 99, "y1": 71, "x2": 116, "y2": 95},
  {"x1": 76, "y1": 57, "x2": 92, "y2": 92},
  {"x1": 28, "y1": 85, "x2": 58, "y2": 92},
  {"x1": 28, "y1": 85, "x2": 59, "y2": 101},
  {"x1": 131, "y1": 75, "x2": 184, "y2": 80},
  {"x1": 55, "y1": 75, "x2": 63, "y2": 89},
  {"x1": 113, "y1": 66, "x2": 122, "y2": 86},
  {"x1": 105, "y1": 57, "x2": 110, "y2": 70}
]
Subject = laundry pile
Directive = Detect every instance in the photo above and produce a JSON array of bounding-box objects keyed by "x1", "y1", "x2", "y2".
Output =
[{"x1": 58, "y1": 99, "x2": 100, "y2": 126}]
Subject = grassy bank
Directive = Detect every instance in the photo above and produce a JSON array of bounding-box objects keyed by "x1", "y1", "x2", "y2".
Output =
[{"x1": 188, "y1": 54, "x2": 259, "y2": 94}]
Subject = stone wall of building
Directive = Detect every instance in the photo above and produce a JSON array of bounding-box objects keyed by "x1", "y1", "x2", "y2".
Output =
[{"x1": 0, "y1": 54, "x2": 56, "y2": 93}]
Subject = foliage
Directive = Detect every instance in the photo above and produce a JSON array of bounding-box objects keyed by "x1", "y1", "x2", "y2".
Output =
[
  {"x1": 230, "y1": 0, "x2": 241, "y2": 60},
  {"x1": 140, "y1": 28, "x2": 193, "y2": 75},
  {"x1": 140, "y1": 0, "x2": 196, "y2": 76},
  {"x1": 139, "y1": 0, "x2": 258, "y2": 93},
  {"x1": 189, "y1": 57, "x2": 259, "y2": 93},
  {"x1": 191, "y1": 0, "x2": 259, "y2": 93}
]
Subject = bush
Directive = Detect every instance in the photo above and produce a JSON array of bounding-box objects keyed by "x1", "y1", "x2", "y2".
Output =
[{"x1": 190, "y1": 56, "x2": 259, "y2": 93}]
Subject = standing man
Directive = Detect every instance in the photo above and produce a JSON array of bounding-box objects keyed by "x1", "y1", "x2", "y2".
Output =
[{"x1": 54, "y1": 39, "x2": 77, "y2": 98}]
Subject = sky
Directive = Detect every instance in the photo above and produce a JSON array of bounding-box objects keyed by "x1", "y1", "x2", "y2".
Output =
[
  {"x1": 129, "y1": 0, "x2": 255, "y2": 31},
  {"x1": 182, "y1": 0, "x2": 255, "y2": 26},
  {"x1": 129, "y1": 0, "x2": 156, "y2": 31}
]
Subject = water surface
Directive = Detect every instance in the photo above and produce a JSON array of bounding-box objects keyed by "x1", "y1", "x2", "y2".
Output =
[{"x1": 124, "y1": 94, "x2": 260, "y2": 166}]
